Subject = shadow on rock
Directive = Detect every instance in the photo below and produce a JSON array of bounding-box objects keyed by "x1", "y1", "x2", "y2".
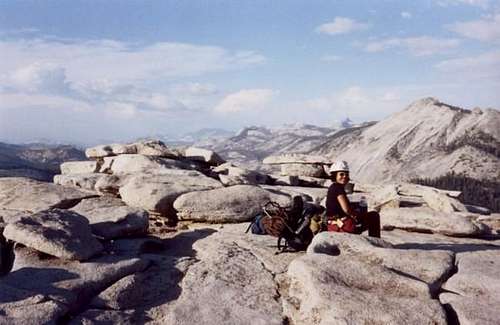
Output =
[
  {"x1": 82, "y1": 228, "x2": 218, "y2": 320},
  {"x1": 394, "y1": 242, "x2": 500, "y2": 253},
  {"x1": 0, "y1": 267, "x2": 80, "y2": 304},
  {"x1": 162, "y1": 228, "x2": 217, "y2": 257}
]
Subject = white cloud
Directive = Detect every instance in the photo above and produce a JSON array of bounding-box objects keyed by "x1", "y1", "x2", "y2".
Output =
[
  {"x1": 435, "y1": 50, "x2": 500, "y2": 80},
  {"x1": 364, "y1": 36, "x2": 461, "y2": 56},
  {"x1": 447, "y1": 14, "x2": 500, "y2": 43},
  {"x1": 7, "y1": 62, "x2": 71, "y2": 94},
  {"x1": 315, "y1": 17, "x2": 370, "y2": 35},
  {"x1": 401, "y1": 11, "x2": 412, "y2": 19},
  {"x1": 0, "y1": 38, "x2": 266, "y2": 86},
  {"x1": 321, "y1": 55, "x2": 342, "y2": 62},
  {"x1": 214, "y1": 89, "x2": 277, "y2": 113}
]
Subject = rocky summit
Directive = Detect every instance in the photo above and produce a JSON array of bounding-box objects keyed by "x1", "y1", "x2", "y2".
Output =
[{"x1": 0, "y1": 136, "x2": 499, "y2": 324}]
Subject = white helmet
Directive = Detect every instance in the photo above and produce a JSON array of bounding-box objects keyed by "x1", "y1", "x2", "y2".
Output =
[{"x1": 329, "y1": 160, "x2": 349, "y2": 174}]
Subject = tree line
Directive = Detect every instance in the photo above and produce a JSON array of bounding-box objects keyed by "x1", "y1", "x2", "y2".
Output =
[{"x1": 411, "y1": 171, "x2": 500, "y2": 212}]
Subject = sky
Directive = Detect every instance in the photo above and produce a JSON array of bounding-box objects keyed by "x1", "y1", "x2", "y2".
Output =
[{"x1": 1, "y1": 0, "x2": 500, "y2": 145}]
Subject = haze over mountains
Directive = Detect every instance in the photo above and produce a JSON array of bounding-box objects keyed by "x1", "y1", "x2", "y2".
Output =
[{"x1": 1, "y1": 98, "x2": 499, "y2": 185}]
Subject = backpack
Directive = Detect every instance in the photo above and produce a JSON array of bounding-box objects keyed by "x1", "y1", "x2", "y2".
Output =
[{"x1": 246, "y1": 196, "x2": 313, "y2": 253}]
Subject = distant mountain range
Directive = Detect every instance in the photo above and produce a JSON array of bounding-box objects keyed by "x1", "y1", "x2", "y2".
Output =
[
  {"x1": 0, "y1": 143, "x2": 85, "y2": 181},
  {"x1": 1, "y1": 98, "x2": 498, "y2": 186},
  {"x1": 308, "y1": 97, "x2": 500, "y2": 183}
]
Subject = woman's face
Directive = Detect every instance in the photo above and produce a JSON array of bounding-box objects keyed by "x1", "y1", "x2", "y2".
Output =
[{"x1": 335, "y1": 171, "x2": 350, "y2": 185}]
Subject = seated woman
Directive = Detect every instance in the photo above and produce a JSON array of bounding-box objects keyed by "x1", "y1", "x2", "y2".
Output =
[{"x1": 324, "y1": 160, "x2": 381, "y2": 238}]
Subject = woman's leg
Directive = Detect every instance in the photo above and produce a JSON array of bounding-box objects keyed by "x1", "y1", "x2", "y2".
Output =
[{"x1": 357, "y1": 211, "x2": 381, "y2": 238}]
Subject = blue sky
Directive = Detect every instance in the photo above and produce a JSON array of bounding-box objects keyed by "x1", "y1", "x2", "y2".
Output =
[{"x1": 1, "y1": 0, "x2": 499, "y2": 144}]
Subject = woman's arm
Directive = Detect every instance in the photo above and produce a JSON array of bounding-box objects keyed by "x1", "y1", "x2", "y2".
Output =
[{"x1": 337, "y1": 194, "x2": 358, "y2": 218}]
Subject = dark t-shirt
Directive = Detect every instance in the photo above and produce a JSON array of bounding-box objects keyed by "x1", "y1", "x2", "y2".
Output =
[{"x1": 325, "y1": 183, "x2": 348, "y2": 217}]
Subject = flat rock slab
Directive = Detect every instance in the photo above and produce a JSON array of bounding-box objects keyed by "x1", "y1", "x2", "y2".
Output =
[
  {"x1": 3, "y1": 209, "x2": 103, "y2": 260},
  {"x1": 307, "y1": 232, "x2": 454, "y2": 295},
  {"x1": 85, "y1": 140, "x2": 179, "y2": 159},
  {"x1": 280, "y1": 163, "x2": 327, "y2": 178},
  {"x1": 60, "y1": 161, "x2": 100, "y2": 175},
  {"x1": 440, "y1": 293, "x2": 500, "y2": 325},
  {"x1": 5, "y1": 246, "x2": 150, "y2": 311},
  {"x1": 263, "y1": 154, "x2": 332, "y2": 165},
  {"x1": 70, "y1": 196, "x2": 149, "y2": 239},
  {"x1": 174, "y1": 185, "x2": 290, "y2": 222},
  {"x1": 284, "y1": 253, "x2": 447, "y2": 325},
  {"x1": 0, "y1": 283, "x2": 68, "y2": 325},
  {"x1": 0, "y1": 177, "x2": 96, "y2": 212},
  {"x1": 380, "y1": 207, "x2": 486, "y2": 237},
  {"x1": 443, "y1": 250, "x2": 500, "y2": 302},
  {"x1": 119, "y1": 171, "x2": 222, "y2": 216},
  {"x1": 90, "y1": 255, "x2": 194, "y2": 311},
  {"x1": 440, "y1": 249, "x2": 500, "y2": 325},
  {"x1": 158, "y1": 236, "x2": 283, "y2": 325}
]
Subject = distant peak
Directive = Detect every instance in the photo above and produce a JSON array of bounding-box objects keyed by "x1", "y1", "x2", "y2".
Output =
[
  {"x1": 407, "y1": 97, "x2": 467, "y2": 113},
  {"x1": 410, "y1": 97, "x2": 441, "y2": 107}
]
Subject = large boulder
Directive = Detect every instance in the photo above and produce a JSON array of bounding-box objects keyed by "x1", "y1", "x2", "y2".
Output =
[
  {"x1": 99, "y1": 154, "x2": 197, "y2": 174},
  {"x1": 0, "y1": 177, "x2": 96, "y2": 212},
  {"x1": 70, "y1": 196, "x2": 149, "y2": 239},
  {"x1": 3, "y1": 209, "x2": 103, "y2": 260},
  {"x1": 85, "y1": 140, "x2": 179, "y2": 159},
  {"x1": 174, "y1": 185, "x2": 290, "y2": 222},
  {"x1": 263, "y1": 154, "x2": 332, "y2": 165},
  {"x1": 5, "y1": 246, "x2": 150, "y2": 312},
  {"x1": 60, "y1": 161, "x2": 100, "y2": 175},
  {"x1": 307, "y1": 232, "x2": 454, "y2": 294},
  {"x1": 280, "y1": 163, "x2": 327, "y2": 178},
  {"x1": 119, "y1": 171, "x2": 222, "y2": 217},
  {"x1": 53, "y1": 173, "x2": 104, "y2": 192},
  {"x1": 284, "y1": 252, "x2": 447, "y2": 325},
  {"x1": 184, "y1": 147, "x2": 225, "y2": 166},
  {"x1": 380, "y1": 207, "x2": 486, "y2": 236}
]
